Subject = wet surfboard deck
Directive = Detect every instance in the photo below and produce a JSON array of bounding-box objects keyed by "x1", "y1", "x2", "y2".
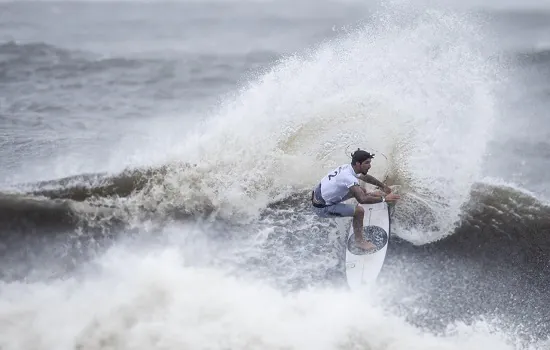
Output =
[{"x1": 344, "y1": 201, "x2": 390, "y2": 290}]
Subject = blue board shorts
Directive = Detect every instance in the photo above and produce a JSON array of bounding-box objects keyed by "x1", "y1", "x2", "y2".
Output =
[
  {"x1": 312, "y1": 203, "x2": 356, "y2": 218},
  {"x1": 311, "y1": 186, "x2": 356, "y2": 218}
]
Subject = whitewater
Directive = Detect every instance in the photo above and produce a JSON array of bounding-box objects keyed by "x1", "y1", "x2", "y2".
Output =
[{"x1": 1, "y1": 1, "x2": 548, "y2": 350}]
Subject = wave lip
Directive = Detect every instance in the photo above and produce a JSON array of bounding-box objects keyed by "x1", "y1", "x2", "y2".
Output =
[{"x1": 0, "y1": 164, "x2": 216, "y2": 234}]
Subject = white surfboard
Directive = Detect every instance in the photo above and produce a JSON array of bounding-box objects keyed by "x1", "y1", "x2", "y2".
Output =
[{"x1": 343, "y1": 200, "x2": 391, "y2": 290}]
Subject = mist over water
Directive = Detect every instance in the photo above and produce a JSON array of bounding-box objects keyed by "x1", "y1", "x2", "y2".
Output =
[
  {"x1": 0, "y1": 243, "x2": 535, "y2": 350},
  {"x1": 125, "y1": 4, "x2": 501, "y2": 243},
  {"x1": 1, "y1": 1, "x2": 549, "y2": 350}
]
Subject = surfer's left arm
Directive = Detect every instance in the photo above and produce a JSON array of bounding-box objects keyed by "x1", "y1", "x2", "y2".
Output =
[{"x1": 358, "y1": 174, "x2": 392, "y2": 194}]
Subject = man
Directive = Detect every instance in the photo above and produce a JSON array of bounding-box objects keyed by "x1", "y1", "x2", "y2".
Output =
[{"x1": 311, "y1": 149, "x2": 400, "y2": 250}]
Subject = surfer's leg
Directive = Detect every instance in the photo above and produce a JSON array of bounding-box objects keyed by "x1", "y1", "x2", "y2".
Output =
[
  {"x1": 353, "y1": 205, "x2": 376, "y2": 250},
  {"x1": 324, "y1": 204, "x2": 355, "y2": 217},
  {"x1": 352, "y1": 205, "x2": 365, "y2": 241}
]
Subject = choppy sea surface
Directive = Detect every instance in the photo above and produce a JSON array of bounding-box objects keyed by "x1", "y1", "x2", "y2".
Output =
[{"x1": 1, "y1": 1, "x2": 549, "y2": 349}]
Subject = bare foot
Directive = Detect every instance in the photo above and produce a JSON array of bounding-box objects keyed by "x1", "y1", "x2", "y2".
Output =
[{"x1": 356, "y1": 240, "x2": 376, "y2": 251}]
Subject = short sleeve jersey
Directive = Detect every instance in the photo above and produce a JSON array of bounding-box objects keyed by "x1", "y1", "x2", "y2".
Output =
[{"x1": 319, "y1": 163, "x2": 360, "y2": 205}]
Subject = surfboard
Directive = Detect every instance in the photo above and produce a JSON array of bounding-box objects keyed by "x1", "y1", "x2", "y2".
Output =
[{"x1": 343, "y1": 200, "x2": 391, "y2": 290}]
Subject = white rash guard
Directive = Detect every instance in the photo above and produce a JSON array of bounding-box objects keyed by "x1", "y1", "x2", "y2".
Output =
[{"x1": 318, "y1": 163, "x2": 360, "y2": 205}]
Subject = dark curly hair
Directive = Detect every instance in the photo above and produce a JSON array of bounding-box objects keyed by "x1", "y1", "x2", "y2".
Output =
[{"x1": 351, "y1": 148, "x2": 374, "y2": 164}]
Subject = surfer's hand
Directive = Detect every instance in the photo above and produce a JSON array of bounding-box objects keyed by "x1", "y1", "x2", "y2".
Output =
[
  {"x1": 382, "y1": 185, "x2": 392, "y2": 194},
  {"x1": 356, "y1": 239, "x2": 376, "y2": 251}
]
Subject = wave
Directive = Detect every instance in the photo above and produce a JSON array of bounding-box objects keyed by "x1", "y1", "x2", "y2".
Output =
[
  {"x1": 1, "y1": 186, "x2": 547, "y2": 348},
  {"x1": 2, "y1": 5, "x2": 507, "y2": 239},
  {"x1": 144, "y1": 4, "x2": 501, "y2": 243},
  {"x1": 0, "y1": 164, "x2": 212, "y2": 235},
  {"x1": 1, "y1": 169, "x2": 549, "y2": 343},
  {"x1": 378, "y1": 179, "x2": 550, "y2": 342},
  {"x1": 0, "y1": 41, "x2": 277, "y2": 83},
  {"x1": 2, "y1": 245, "x2": 542, "y2": 350},
  {"x1": 513, "y1": 48, "x2": 550, "y2": 66},
  {"x1": 24, "y1": 167, "x2": 166, "y2": 201},
  {"x1": 0, "y1": 41, "x2": 156, "y2": 83},
  {"x1": 2, "y1": 165, "x2": 550, "y2": 254},
  {"x1": 389, "y1": 178, "x2": 550, "y2": 263},
  {"x1": 1, "y1": 6, "x2": 548, "y2": 347}
]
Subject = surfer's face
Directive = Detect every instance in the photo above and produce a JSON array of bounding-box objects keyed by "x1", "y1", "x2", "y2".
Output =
[{"x1": 359, "y1": 159, "x2": 372, "y2": 175}]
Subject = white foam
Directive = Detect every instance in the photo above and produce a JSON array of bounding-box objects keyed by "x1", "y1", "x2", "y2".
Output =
[
  {"x1": 0, "y1": 241, "x2": 532, "y2": 350},
  {"x1": 122, "y1": 5, "x2": 501, "y2": 243}
]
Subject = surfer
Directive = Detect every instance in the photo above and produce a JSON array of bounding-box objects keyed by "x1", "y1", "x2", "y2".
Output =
[{"x1": 311, "y1": 149, "x2": 400, "y2": 250}]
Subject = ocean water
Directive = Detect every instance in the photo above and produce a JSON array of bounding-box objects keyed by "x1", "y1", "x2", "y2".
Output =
[{"x1": 1, "y1": 1, "x2": 549, "y2": 349}]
